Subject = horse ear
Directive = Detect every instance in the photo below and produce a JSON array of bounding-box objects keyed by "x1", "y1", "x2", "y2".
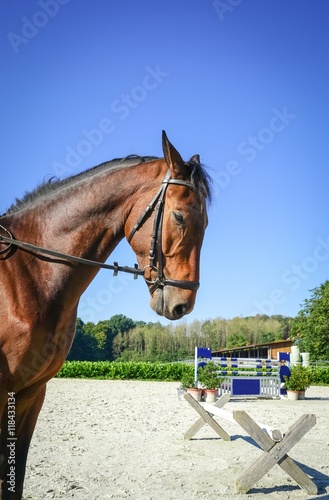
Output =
[
  {"x1": 190, "y1": 154, "x2": 200, "y2": 165},
  {"x1": 162, "y1": 130, "x2": 185, "y2": 176}
]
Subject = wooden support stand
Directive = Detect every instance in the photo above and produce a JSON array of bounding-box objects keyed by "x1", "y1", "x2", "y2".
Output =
[
  {"x1": 184, "y1": 393, "x2": 231, "y2": 441},
  {"x1": 183, "y1": 393, "x2": 318, "y2": 495}
]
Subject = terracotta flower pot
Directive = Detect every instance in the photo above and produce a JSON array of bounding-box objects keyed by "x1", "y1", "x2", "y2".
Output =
[
  {"x1": 287, "y1": 390, "x2": 299, "y2": 401},
  {"x1": 186, "y1": 387, "x2": 203, "y2": 401},
  {"x1": 203, "y1": 389, "x2": 218, "y2": 403}
]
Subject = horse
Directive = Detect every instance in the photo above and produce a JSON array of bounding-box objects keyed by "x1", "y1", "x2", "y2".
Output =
[{"x1": 0, "y1": 130, "x2": 211, "y2": 499}]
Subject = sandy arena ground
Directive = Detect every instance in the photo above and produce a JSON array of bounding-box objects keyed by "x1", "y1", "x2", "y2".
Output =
[{"x1": 23, "y1": 380, "x2": 329, "y2": 500}]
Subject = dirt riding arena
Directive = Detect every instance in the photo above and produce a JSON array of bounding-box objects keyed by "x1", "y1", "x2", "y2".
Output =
[{"x1": 24, "y1": 380, "x2": 329, "y2": 499}]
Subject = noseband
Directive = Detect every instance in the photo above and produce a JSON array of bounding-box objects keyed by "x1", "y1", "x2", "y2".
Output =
[{"x1": 127, "y1": 170, "x2": 200, "y2": 294}]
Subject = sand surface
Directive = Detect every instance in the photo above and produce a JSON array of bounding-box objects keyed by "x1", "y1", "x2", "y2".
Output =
[{"x1": 23, "y1": 380, "x2": 329, "y2": 500}]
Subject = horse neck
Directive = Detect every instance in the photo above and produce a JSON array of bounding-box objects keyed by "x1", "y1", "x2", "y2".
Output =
[
  {"x1": 52, "y1": 159, "x2": 167, "y2": 258},
  {"x1": 4, "y1": 159, "x2": 166, "y2": 297}
]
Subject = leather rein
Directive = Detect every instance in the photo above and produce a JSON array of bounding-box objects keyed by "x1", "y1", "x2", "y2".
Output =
[{"x1": 0, "y1": 170, "x2": 200, "y2": 293}]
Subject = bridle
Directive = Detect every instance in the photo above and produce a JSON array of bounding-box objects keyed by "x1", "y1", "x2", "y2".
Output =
[
  {"x1": 127, "y1": 169, "x2": 200, "y2": 293},
  {"x1": 0, "y1": 170, "x2": 200, "y2": 294}
]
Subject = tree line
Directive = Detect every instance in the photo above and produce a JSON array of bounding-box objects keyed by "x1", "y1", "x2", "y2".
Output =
[
  {"x1": 67, "y1": 280, "x2": 329, "y2": 362},
  {"x1": 68, "y1": 313, "x2": 293, "y2": 363}
]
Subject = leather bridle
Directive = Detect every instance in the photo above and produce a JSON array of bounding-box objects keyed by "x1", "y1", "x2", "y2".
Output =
[
  {"x1": 127, "y1": 169, "x2": 200, "y2": 293},
  {"x1": 0, "y1": 170, "x2": 200, "y2": 294}
]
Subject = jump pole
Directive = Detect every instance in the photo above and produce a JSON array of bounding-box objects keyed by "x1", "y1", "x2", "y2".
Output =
[
  {"x1": 203, "y1": 402, "x2": 283, "y2": 441},
  {"x1": 194, "y1": 346, "x2": 198, "y2": 386}
]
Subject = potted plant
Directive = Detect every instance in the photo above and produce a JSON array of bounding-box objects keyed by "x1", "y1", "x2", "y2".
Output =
[
  {"x1": 180, "y1": 370, "x2": 202, "y2": 401},
  {"x1": 283, "y1": 365, "x2": 313, "y2": 400},
  {"x1": 198, "y1": 362, "x2": 224, "y2": 402}
]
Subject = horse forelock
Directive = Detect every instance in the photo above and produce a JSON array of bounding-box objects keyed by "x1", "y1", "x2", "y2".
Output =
[{"x1": 187, "y1": 157, "x2": 213, "y2": 204}]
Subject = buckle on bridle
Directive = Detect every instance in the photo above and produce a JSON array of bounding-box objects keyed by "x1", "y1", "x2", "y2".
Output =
[
  {"x1": 0, "y1": 225, "x2": 13, "y2": 255},
  {"x1": 142, "y1": 264, "x2": 159, "y2": 284}
]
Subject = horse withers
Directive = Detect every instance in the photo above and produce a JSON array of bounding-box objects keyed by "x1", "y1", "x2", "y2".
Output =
[{"x1": 0, "y1": 131, "x2": 211, "y2": 499}]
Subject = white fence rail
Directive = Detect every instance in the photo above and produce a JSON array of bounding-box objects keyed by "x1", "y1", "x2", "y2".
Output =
[{"x1": 202, "y1": 356, "x2": 281, "y2": 398}]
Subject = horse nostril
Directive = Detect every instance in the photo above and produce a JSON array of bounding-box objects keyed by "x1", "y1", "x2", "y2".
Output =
[{"x1": 173, "y1": 303, "x2": 187, "y2": 319}]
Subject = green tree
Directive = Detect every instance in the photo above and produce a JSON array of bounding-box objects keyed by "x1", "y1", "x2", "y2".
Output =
[
  {"x1": 108, "y1": 314, "x2": 136, "y2": 336},
  {"x1": 226, "y1": 333, "x2": 247, "y2": 348},
  {"x1": 258, "y1": 331, "x2": 276, "y2": 344},
  {"x1": 271, "y1": 315, "x2": 293, "y2": 339},
  {"x1": 292, "y1": 281, "x2": 329, "y2": 360},
  {"x1": 83, "y1": 320, "x2": 110, "y2": 360},
  {"x1": 67, "y1": 318, "x2": 98, "y2": 360},
  {"x1": 107, "y1": 315, "x2": 136, "y2": 359}
]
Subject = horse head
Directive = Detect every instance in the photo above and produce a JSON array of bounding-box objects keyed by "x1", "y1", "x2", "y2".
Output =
[{"x1": 126, "y1": 131, "x2": 210, "y2": 320}]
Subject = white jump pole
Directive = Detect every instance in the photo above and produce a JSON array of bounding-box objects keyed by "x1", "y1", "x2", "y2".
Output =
[
  {"x1": 203, "y1": 402, "x2": 283, "y2": 441},
  {"x1": 194, "y1": 346, "x2": 198, "y2": 385}
]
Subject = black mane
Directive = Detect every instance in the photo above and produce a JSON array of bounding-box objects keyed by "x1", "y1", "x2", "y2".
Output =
[
  {"x1": 3, "y1": 154, "x2": 212, "y2": 216},
  {"x1": 3, "y1": 155, "x2": 158, "y2": 215}
]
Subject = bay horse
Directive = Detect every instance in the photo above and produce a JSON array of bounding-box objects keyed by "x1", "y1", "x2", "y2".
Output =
[{"x1": 0, "y1": 131, "x2": 211, "y2": 499}]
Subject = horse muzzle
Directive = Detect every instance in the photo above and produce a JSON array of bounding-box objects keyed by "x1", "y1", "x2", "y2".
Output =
[{"x1": 150, "y1": 286, "x2": 196, "y2": 320}]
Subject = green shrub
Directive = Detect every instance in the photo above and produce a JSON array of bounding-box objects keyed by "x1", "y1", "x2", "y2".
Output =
[
  {"x1": 56, "y1": 361, "x2": 192, "y2": 381},
  {"x1": 310, "y1": 366, "x2": 329, "y2": 385},
  {"x1": 180, "y1": 369, "x2": 196, "y2": 389},
  {"x1": 56, "y1": 361, "x2": 329, "y2": 386},
  {"x1": 198, "y1": 362, "x2": 224, "y2": 389},
  {"x1": 283, "y1": 365, "x2": 313, "y2": 391}
]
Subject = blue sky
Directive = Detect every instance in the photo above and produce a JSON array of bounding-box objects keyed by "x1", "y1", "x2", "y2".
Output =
[{"x1": 1, "y1": 1, "x2": 329, "y2": 326}]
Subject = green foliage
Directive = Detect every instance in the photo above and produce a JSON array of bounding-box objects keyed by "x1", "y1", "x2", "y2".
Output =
[
  {"x1": 66, "y1": 313, "x2": 294, "y2": 364},
  {"x1": 283, "y1": 365, "x2": 313, "y2": 391},
  {"x1": 56, "y1": 360, "x2": 329, "y2": 385},
  {"x1": 258, "y1": 331, "x2": 276, "y2": 344},
  {"x1": 227, "y1": 333, "x2": 247, "y2": 348},
  {"x1": 198, "y1": 361, "x2": 224, "y2": 389},
  {"x1": 57, "y1": 361, "x2": 191, "y2": 381},
  {"x1": 291, "y1": 280, "x2": 329, "y2": 360},
  {"x1": 180, "y1": 366, "x2": 196, "y2": 388},
  {"x1": 67, "y1": 315, "x2": 136, "y2": 361},
  {"x1": 66, "y1": 318, "x2": 98, "y2": 361},
  {"x1": 310, "y1": 366, "x2": 329, "y2": 385}
]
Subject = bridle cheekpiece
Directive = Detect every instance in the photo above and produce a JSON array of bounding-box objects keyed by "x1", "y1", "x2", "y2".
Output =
[{"x1": 127, "y1": 169, "x2": 200, "y2": 294}]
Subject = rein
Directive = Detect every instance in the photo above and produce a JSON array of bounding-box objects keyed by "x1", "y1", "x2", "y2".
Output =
[
  {"x1": 0, "y1": 228, "x2": 143, "y2": 278},
  {"x1": 0, "y1": 169, "x2": 200, "y2": 292}
]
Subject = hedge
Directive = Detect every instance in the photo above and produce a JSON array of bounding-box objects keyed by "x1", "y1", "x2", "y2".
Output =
[
  {"x1": 310, "y1": 366, "x2": 329, "y2": 385},
  {"x1": 56, "y1": 361, "x2": 194, "y2": 381},
  {"x1": 56, "y1": 361, "x2": 329, "y2": 385}
]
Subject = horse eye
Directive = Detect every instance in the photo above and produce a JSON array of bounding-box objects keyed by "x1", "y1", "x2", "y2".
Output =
[{"x1": 173, "y1": 212, "x2": 184, "y2": 224}]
